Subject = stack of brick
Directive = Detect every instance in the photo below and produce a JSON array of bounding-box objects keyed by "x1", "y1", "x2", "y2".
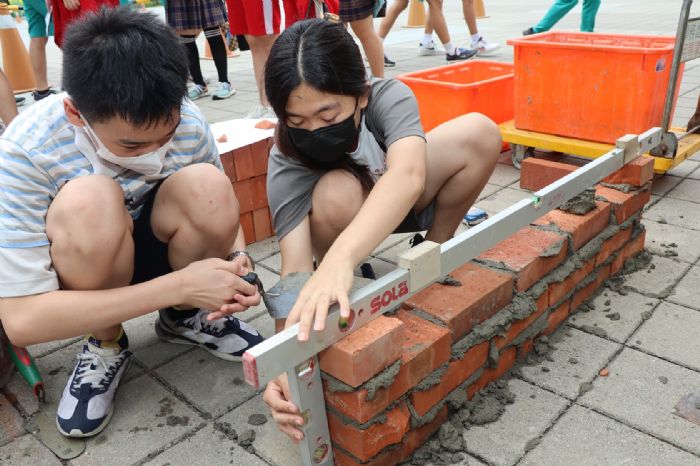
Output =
[
  {"x1": 220, "y1": 137, "x2": 274, "y2": 245},
  {"x1": 319, "y1": 156, "x2": 654, "y2": 466}
]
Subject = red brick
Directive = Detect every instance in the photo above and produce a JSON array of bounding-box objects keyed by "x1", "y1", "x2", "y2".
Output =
[
  {"x1": 494, "y1": 294, "x2": 548, "y2": 350},
  {"x1": 520, "y1": 158, "x2": 578, "y2": 191},
  {"x1": 603, "y1": 156, "x2": 654, "y2": 187},
  {"x1": 220, "y1": 151, "x2": 236, "y2": 182},
  {"x1": 478, "y1": 227, "x2": 568, "y2": 292},
  {"x1": 252, "y1": 208, "x2": 273, "y2": 242},
  {"x1": 233, "y1": 145, "x2": 254, "y2": 181},
  {"x1": 410, "y1": 341, "x2": 489, "y2": 416},
  {"x1": 250, "y1": 140, "x2": 270, "y2": 177},
  {"x1": 233, "y1": 179, "x2": 254, "y2": 214},
  {"x1": 320, "y1": 316, "x2": 404, "y2": 387},
  {"x1": 467, "y1": 346, "x2": 517, "y2": 399},
  {"x1": 250, "y1": 176, "x2": 268, "y2": 210},
  {"x1": 596, "y1": 227, "x2": 633, "y2": 267},
  {"x1": 533, "y1": 201, "x2": 611, "y2": 251},
  {"x1": 571, "y1": 264, "x2": 611, "y2": 311},
  {"x1": 328, "y1": 402, "x2": 410, "y2": 462},
  {"x1": 333, "y1": 406, "x2": 448, "y2": 466},
  {"x1": 548, "y1": 256, "x2": 596, "y2": 306},
  {"x1": 324, "y1": 310, "x2": 451, "y2": 424},
  {"x1": 596, "y1": 185, "x2": 651, "y2": 224},
  {"x1": 404, "y1": 263, "x2": 512, "y2": 341},
  {"x1": 240, "y1": 212, "x2": 254, "y2": 245},
  {"x1": 611, "y1": 231, "x2": 647, "y2": 275},
  {"x1": 544, "y1": 300, "x2": 571, "y2": 335}
]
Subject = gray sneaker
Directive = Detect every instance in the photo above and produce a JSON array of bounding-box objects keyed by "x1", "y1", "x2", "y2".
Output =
[
  {"x1": 245, "y1": 105, "x2": 275, "y2": 119},
  {"x1": 212, "y1": 82, "x2": 236, "y2": 101},
  {"x1": 188, "y1": 84, "x2": 208, "y2": 101}
]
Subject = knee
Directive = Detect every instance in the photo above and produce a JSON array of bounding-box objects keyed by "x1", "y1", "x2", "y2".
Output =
[
  {"x1": 47, "y1": 175, "x2": 129, "y2": 258},
  {"x1": 311, "y1": 170, "x2": 363, "y2": 231},
  {"x1": 179, "y1": 164, "x2": 239, "y2": 243},
  {"x1": 350, "y1": 19, "x2": 374, "y2": 39},
  {"x1": 461, "y1": 113, "x2": 502, "y2": 163}
]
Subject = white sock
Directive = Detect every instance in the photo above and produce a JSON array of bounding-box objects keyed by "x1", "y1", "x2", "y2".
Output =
[
  {"x1": 421, "y1": 34, "x2": 433, "y2": 46},
  {"x1": 444, "y1": 42, "x2": 456, "y2": 55},
  {"x1": 471, "y1": 33, "x2": 481, "y2": 42}
]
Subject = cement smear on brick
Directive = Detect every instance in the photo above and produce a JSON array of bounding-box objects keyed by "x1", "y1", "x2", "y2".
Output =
[
  {"x1": 559, "y1": 188, "x2": 597, "y2": 215},
  {"x1": 599, "y1": 181, "x2": 635, "y2": 193},
  {"x1": 323, "y1": 359, "x2": 402, "y2": 401}
]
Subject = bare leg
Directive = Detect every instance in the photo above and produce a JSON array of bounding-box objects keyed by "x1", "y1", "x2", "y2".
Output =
[
  {"x1": 0, "y1": 70, "x2": 18, "y2": 125},
  {"x1": 378, "y1": 0, "x2": 408, "y2": 38},
  {"x1": 425, "y1": 0, "x2": 451, "y2": 45},
  {"x1": 29, "y1": 37, "x2": 49, "y2": 91},
  {"x1": 150, "y1": 163, "x2": 240, "y2": 271},
  {"x1": 46, "y1": 176, "x2": 135, "y2": 340},
  {"x1": 245, "y1": 34, "x2": 278, "y2": 106},
  {"x1": 415, "y1": 113, "x2": 502, "y2": 242},
  {"x1": 349, "y1": 15, "x2": 385, "y2": 78},
  {"x1": 462, "y1": 0, "x2": 479, "y2": 35}
]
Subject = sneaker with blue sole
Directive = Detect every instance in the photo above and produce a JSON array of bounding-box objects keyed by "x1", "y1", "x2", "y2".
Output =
[
  {"x1": 56, "y1": 332, "x2": 131, "y2": 438},
  {"x1": 463, "y1": 207, "x2": 489, "y2": 226},
  {"x1": 155, "y1": 309, "x2": 264, "y2": 362},
  {"x1": 212, "y1": 82, "x2": 236, "y2": 101}
]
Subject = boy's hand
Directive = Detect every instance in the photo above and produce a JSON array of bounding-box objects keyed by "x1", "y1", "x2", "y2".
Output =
[
  {"x1": 63, "y1": 0, "x2": 80, "y2": 10},
  {"x1": 285, "y1": 257, "x2": 353, "y2": 341},
  {"x1": 176, "y1": 258, "x2": 261, "y2": 318},
  {"x1": 263, "y1": 374, "x2": 305, "y2": 442}
]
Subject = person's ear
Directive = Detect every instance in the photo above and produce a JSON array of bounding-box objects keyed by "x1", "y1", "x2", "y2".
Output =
[
  {"x1": 63, "y1": 98, "x2": 84, "y2": 127},
  {"x1": 358, "y1": 83, "x2": 371, "y2": 111}
]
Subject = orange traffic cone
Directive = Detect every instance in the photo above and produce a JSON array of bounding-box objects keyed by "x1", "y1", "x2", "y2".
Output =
[
  {"x1": 203, "y1": 31, "x2": 238, "y2": 60},
  {"x1": 474, "y1": 0, "x2": 487, "y2": 19},
  {"x1": 0, "y1": 7, "x2": 36, "y2": 93},
  {"x1": 405, "y1": 0, "x2": 426, "y2": 28}
]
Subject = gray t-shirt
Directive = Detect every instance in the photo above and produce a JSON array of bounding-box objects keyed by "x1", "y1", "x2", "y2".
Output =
[{"x1": 267, "y1": 78, "x2": 425, "y2": 240}]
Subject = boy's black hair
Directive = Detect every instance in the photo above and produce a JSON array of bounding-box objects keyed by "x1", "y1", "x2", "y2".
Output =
[{"x1": 62, "y1": 7, "x2": 188, "y2": 128}]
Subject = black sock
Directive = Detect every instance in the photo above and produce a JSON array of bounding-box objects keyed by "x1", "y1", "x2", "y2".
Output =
[
  {"x1": 34, "y1": 88, "x2": 51, "y2": 96},
  {"x1": 204, "y1": 28, "x2": 229, "y2": 84},
  {"x1": 180, "y1": 34, "x2": 205, "y2": 86},
  {"x1": 161, "y1": 307, "x2": 199, "y2": 321}
]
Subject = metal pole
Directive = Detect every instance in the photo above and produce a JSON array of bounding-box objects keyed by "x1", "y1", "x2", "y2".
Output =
[{"x1": 661, "y1": 0, "x2": 693, "y2": 132}]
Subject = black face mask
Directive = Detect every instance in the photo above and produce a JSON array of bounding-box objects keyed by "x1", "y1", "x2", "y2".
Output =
[{"x1": 287, "y1": 102, "x2": 360, "y2": 164}]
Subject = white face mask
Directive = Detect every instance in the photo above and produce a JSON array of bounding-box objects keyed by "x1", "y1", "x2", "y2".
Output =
[{"x1": 80, "y1": 117, "x2": 171, "y2": 176}]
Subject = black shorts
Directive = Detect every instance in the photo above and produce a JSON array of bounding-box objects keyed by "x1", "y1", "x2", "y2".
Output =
[
  {"x1": 130, "y1": 182, "x2": 172, "y2": 285},
  {"x1": 393, "y1": 199, "x2": 436, "y2": 234}
]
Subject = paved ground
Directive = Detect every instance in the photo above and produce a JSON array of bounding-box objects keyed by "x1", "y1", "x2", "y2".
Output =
[{"x1": 4, "y1": 1, "x2": 700, "y2": 465}]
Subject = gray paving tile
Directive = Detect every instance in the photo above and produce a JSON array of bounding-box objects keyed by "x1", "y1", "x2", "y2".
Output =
[
  {"x1": 474, "y1": 188, "x2": 532, "y2": 217},
  {"x1": 246, "y1": 237, "x2": 280, "y2": 262},
  {"x1": 0, "y1": 395, "x2": 25, "y2": 446},
  {"x1": 579, "y1": 347, "x2": 700, "y2": 456},
  {"x1": 668, "y1": 265, "x2": 700, "y2": 311},
  {"x1": 463, "y1": 379, "x2": 568, "y2": 466},
  {"x1": 259, "y1": 252, "x2": 281, "y2": 274},
  {"x1": 216, "y1": 393, "x2": 300, "y2": 466},
  {"x1": 646, "y1": 197, "x2": 700, "y2": 231},
  {"x1": 28, "y1": 337, "x2": 81, "y2": 359},
  {"x1": 568, "y1": 290, "x2": 659, "y2": 344},
  {"x1": 666, "y1": 160, "x2": 700, "y2": 179},
  {"x1": 631, "y1": 301, "x2": 700, "y2": 371},
  {"x1": 521, "y1": 405, "x2": 699, "y2": 466},
  {"x1": 643, "y1": 218, "x2": 700, "y2": 263},
  {"x1": 651, "y1": 174, "x2": 683, "y2": 196},
  {"x1": 0, "y1": 433, "x2": 62, "y2": 466},
  {"x1": 124, "y1": 312, "x2": 191, "y2": 369},
  {"x1": 518, "y1": 327, "x2": 621, "y2": 400},
  {"x1": 488, "y1": 163, "x2": 521, "y2": 187},
  {"x1": 71, "y1": 375, "x2": 202, "y2": 466},
  {"x1": 141, "y1": 423, "x2": 267, "y2": 466},
  {"x1": 666, "y1": 178, "x2": 700, "y2": 203},
  {"x1": 622, "y1": 254, "x2": 691, "y2": 299},
  {"x1": 154, "y1": 313, "x2": 275, "y2": 417}
]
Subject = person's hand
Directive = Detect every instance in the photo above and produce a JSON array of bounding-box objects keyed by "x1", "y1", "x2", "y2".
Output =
[
  {"x1": 175, "y1": 258, "x2": 260, "y2": 318},
  {"x1": 286, "y1": 257, "x2": 353, "y2": 341},
  {"x1": 687, "y1": 112, "x2": 700, "y2": 134},
  {"x1": 63, "y1": 0, "x2": 80, "y2": 10},
  {"x1": 263, "y1": 374, "x2": 305, "y2": 442}
]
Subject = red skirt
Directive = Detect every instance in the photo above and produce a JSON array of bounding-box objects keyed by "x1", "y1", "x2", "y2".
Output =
[
  {"x1": 283, "y1": 0, "x2": 339, "y2": 27},
  {"x1": 51, "y1": 0, "x2": 120, "y2": 48}
]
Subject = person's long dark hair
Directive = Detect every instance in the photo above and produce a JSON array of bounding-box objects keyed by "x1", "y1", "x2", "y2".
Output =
[{"x1": 264, "y1": 19, "x2": 374, "y2": 191}]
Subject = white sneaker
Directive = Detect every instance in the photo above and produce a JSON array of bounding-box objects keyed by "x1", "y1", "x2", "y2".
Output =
[
  {"x1": 212, "y1": 82, "x2": 236, "y2": 101},
  {"x1": 471, "y1": 36, "x2": 500, "y2": 56},
  {"x1": 418, "y1": 41, "x2": 443, "y2": 56}
]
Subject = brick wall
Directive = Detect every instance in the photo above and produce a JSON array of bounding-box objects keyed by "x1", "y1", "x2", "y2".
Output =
[
  {"x1": 320, "y1": 157, "x2": 654, "y2": 465},
  {"x1": 220, "y1": 137, "x2": 274, "y2": 245}
]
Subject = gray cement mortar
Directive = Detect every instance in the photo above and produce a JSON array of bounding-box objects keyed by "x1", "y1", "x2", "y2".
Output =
[
  {"x1": 323, "y1": 359, "x2": 402, "y2": 401},
  {"x1": 559, "y1": 188, "x2": 597, "y2": 215}
]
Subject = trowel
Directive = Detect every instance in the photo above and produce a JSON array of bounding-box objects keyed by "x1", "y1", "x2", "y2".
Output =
[{"x1": 672, "y1": 393, "x2": 700, "y2": 426}]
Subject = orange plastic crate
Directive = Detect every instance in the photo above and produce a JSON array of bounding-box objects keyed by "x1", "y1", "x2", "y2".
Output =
[
  {"x1": 508, "y1": 32, "x2": 682, "y2": 144},
  {"x1": 398, "y1": 60, "x2": 514, "y2": 132}
]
